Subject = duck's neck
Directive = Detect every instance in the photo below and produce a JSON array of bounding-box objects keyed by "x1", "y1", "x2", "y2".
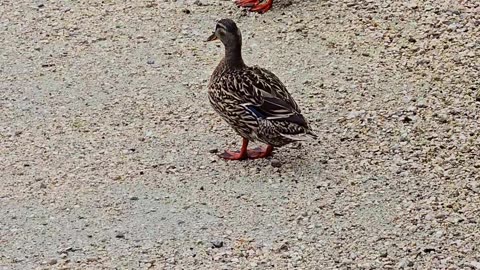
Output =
[{"x1": 223, "y1": 44, "x2": 245, "y2": 69}]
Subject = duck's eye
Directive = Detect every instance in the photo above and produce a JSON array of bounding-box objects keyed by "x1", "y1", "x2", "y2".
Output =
[{"x1": 216, "y1": 27, "x2": 226, "y2": 36}]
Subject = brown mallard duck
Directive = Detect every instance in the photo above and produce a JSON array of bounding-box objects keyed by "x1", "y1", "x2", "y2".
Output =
[
  {"x1": 235, "y1": 0, "x2": 273, "y2": 14},
  {"x1": 206, "y1": 19, "x2": 316, "y2": 160}
]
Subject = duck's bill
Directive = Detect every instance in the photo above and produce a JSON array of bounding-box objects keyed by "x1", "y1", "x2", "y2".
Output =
[{"x1": 206, "y1": 32, "x2": 218, "y2": 42}]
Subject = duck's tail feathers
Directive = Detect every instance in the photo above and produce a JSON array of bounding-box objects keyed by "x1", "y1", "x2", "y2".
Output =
[{"x1": 281, "y1": 130, "x2": 317, "y2": 141}]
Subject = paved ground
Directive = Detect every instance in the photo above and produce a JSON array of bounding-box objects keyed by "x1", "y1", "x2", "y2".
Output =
[{"x1": 1, "y1": 0, "x2": 479, "y2": 269}]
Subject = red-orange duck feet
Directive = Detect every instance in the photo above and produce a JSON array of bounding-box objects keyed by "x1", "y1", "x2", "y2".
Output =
[
  {"x1": 235, "y1": 0, "x2": 273, "y2": 14},
  {"x1": 218, "y1": 138, "x2": 273, "y2": 160}
]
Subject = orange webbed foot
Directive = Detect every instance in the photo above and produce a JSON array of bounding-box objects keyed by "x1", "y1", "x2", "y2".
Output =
[
  {"x1": 235, "y1": 0, "x2": 273, "y2": 13},
  {"x1": 235, "y1": 0, "x2": 260, "y2": 8},
  {"x1": 218, "y1": 150, "x2": 247, "y2": 160},
  {"x1": 246, "y1": 145, "x2": 273, "y2": 159},
  {"x1": 250, "y1": 0, "x2": 273, "y2": 13}
]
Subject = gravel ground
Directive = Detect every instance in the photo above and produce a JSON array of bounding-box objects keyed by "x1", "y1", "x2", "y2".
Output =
[{"x1": 1, "y1": 0, "x2": 479, "y2": 269}]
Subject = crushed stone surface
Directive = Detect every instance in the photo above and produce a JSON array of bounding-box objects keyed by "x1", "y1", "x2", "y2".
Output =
[{"x1": 1, "y1": 0, "x2": 479, "y2": 269}]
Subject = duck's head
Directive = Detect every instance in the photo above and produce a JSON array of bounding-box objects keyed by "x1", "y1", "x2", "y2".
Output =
[{"x1": 206, "y1": 19, "x2": 242, "y2": 48}]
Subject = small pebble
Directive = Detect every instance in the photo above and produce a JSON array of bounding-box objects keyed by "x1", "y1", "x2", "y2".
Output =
[
  {"x1": 397, "y1": 258, "x2": 414, "y2": 268},
  {"x1": 211, "y1": 240, "x2": 223, "y2": 248},
  {"x1": 271, "y1": 159, "x2": 282, "y2": 168}
]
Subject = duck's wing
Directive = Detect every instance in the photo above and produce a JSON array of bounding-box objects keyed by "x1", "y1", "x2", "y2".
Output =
[{"x1": 238, "y1": 66, "x2": 309, "y2": 129}]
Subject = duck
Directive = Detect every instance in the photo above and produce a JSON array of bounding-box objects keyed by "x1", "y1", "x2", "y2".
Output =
[
  {"x1": 235, "y1": 0, "x2": 273, "y2": 14},
  {"x1": 206, "y1": 19, "x2": 316, "y2": 160}
]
